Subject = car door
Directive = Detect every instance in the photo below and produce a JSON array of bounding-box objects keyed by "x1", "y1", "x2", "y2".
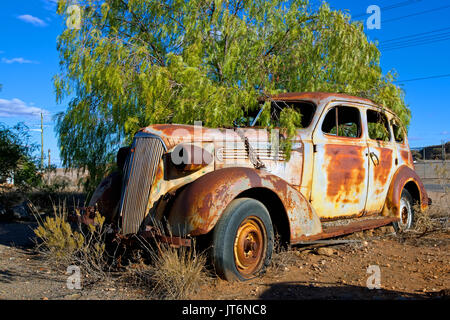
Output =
[
  {"x1": 365, "y1": 108, "x2": 396, "y2": 214},
  {"x1": 310, "y1": 103, "x2": 369, "y2": 219}
]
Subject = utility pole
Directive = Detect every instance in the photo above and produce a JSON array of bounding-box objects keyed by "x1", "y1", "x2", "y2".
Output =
[
  {"x1": 48, "y1": 149, "x2": 51, "y2": 168},
  {"x1": 40, "y1": 112, "x2": 44, "y2": 170}
]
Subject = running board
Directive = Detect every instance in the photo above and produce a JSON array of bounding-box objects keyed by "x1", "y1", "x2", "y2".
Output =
[{"x1": 294, "y1": 216, "x2": 399, "y2": 243}]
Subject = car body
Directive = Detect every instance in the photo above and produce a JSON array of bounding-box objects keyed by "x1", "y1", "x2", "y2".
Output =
[{"x1": 84, "y1": 92, "x2": 430, "y2": 280}]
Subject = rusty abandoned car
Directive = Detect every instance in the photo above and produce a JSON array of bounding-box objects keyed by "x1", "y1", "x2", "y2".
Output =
[{"x1": 77, "y1": 92, "x2": 430, "y2": 281}]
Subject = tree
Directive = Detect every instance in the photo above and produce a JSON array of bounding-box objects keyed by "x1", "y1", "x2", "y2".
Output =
[
  {"x1": 54, "y1": 0, "x2": 410, "y2": 193},
  {"x1": 0, "y1": 123, "x2": 41, "y2": 191}
]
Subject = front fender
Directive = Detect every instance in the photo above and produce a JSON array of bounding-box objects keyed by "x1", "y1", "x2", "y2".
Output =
[
  {"x1": 167, "y1": 167, "x2": 322, "y2": 242},
  {"x1": 385, "y1": 165, "x2": 429, "y2": 217}
]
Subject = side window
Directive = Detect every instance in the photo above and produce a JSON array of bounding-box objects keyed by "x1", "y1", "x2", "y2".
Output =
[
  {"x1": 391, "y1": 120, "x2": 405, "y2": 144},
  {"x1": 366, "y1": 109, "x2": 391, "y2": 142},
  {"x1": 322, "y1": 106, "x2": 361, "y2": 138}
]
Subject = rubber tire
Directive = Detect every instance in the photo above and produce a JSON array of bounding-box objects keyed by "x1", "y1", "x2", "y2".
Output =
[
  {"x1": 211, "y1": 198, "x2": 274, "y2": 281},
  {"x1": 393, "y1": 189, "x2": 415, "y2": 232}
]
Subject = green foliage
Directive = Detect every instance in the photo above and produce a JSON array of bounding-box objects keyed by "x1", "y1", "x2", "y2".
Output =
[
  {"x1": 54, "y1": 0, "x2": 410, "y2": 186},
  {"x1": 368, "y1": 122, "x2": 390, "y2": 142},
  {"x1": 0, "y1": 122, "x2": 41, "y2": 191},
  {"x1": 279, "y1": 107, "x2": 302, "y2": 159}
]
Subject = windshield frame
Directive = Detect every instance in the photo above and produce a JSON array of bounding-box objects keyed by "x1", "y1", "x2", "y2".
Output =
[{"x1": 251, "y1": 99, "x2": 317, "y2": 129}]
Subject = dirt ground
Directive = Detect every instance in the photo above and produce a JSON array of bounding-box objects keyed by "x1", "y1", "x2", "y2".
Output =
[{"x1": 0, "y1": 192, "x2": 448, "y2": 300}]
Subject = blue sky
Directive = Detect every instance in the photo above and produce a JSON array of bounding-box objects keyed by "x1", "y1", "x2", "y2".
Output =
[{"x1": 0, "y1": 0, "x2": 449, "y2": 166}]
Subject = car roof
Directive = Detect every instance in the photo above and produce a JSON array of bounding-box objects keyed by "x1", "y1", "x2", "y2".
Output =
[
  {"x1": 268, "y1": 92, "x2": 375, "y2": 105},
  {"x1": 265, "y1": 91, "x2": 400, "y2": 119}
]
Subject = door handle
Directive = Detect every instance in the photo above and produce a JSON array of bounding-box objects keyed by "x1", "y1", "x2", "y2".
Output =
[{"x1": 369, "y1": 152, "x2": 380, "y2": 166}]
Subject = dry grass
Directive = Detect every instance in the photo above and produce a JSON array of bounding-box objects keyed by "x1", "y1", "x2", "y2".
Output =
[
  {"x1": 125, "y1": 225, "x2": 210, "y2": 300},
  {"x1": 409, "y1": 200, "x2": 449, "y2": 237},
  {"x1": 32, "y1": 204, "x2": 209, "y2": 297},
  {"x1": 400, "y1": 164, "x2": 449, "y2": 238},
  {"x1": 268, "y1": 234, "x2": 298, "y2": 273}
]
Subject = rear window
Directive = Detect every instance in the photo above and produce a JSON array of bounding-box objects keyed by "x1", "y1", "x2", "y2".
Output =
[
  {"x1": 391, "y1": 119, "x2": 405, "y2": 144},
  {"x1": 367, "y1": 109, "x2": 391, "y2": 142}
]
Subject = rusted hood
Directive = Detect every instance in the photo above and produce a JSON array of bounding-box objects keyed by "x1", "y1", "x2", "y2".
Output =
[{"x1": 140, "y1": 124, "x2": 300, "y2": 150}]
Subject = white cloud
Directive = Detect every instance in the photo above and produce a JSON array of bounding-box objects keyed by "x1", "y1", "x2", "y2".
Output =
[
  {"x1": 18, "y1": 14, "x2": 47, "y2": 27},
  {"x1": 1, "y1": 57, "x2": 37, "y2": 64},
  {"x1": 0, "y1": 98, "x2": 50, "y2": 118}
]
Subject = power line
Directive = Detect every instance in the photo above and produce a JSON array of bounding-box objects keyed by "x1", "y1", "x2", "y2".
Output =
[
  {"x1": 374, "y1": 26, "x2": 450, "y2": 50},
  {"x1": 380, "y1": 31, "x2": 450, "y2": 47},
  {"x1": 381, "y1": 35, "x2": 450, "y2": 51},
  {"x1": 380, "y1": 33, "x2": 450, "y2": 50},
  {"x1": 380, "y1": 26, "x2": 450, "y2": 43},
  {"x1": 394, "y1": 74, "x2": 450, "y2": 83},
  {"x1": 383, "y1": 4, "x2": 450, "y2": 23},
  {"x1": 352, "y1": 0, "x2": 422, "y2": 18}
]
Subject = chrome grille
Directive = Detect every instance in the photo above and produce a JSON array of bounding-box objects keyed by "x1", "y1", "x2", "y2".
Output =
[{"x1": 119, "y1": 136, "x2": 165, "y2": 235}]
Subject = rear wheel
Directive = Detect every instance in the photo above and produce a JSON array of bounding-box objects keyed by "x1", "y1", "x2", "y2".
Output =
[
  {"x1": 212, "y1": 198, "x2": 274, "y2": 281},
  {"x1": 393, "y1": 189, "x2": 415, "y2": 232}
]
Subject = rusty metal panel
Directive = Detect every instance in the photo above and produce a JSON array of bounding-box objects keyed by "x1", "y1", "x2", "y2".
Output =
[
  {"x1": 365, "y1": 142, "x2": 395, "y2": 213},
  {"x1": 166, "y1": 167, "x2": 322, "y2": 241},
  {"x1": 214, "y1": 137, "x2": 303, "y2": 186},
  {"x1": 87, "y1": 171, "x2": 122, "y2": 224},
  {"x1": 119, "y1": 136, "x2": 165, "y2": 235},
  {"x1": 296, "y1": 216, "x2": 399, "y2": 242},
  {"x1": 385, "y1": 165, "x2": 429, "y2": 217},
  {"x1": 310, "y1": 141, "x2": 369, "y2": 219}
]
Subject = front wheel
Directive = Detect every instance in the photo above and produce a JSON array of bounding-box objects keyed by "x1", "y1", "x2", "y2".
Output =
[
  {"x1": 393, "y1": 189, "x2": 415, "y2": 232},
  {"x1": 212, "y1": 198, "x2": 274, "y2": 281}
]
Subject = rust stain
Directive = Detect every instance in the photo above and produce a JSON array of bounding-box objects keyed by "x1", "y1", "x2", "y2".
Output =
[
  {"x1": 400, "y1": 150, "x2": 413, "y2": 166},
  {"x1": 324, "y1": 144, "x2": 365, "y2": 203},
  {"x1": 373, "y1": 148, "x2": 393, "y2": 185}
]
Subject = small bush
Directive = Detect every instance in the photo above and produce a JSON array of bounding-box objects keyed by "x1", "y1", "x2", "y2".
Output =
[
  {"x1": 32, "y1": 202, "x2": 110, "y2": 283},
  {"x1": 33, "y1": 202, "x2": 84, "y2": 264}
]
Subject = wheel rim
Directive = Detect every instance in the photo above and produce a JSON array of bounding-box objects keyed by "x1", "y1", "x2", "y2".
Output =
[
  {"x1": 233, "y1": 216, "x2": 267, "y2": 278},
  {"x1": 399, "y1": 197, "x2": 412, "y2": 230}
]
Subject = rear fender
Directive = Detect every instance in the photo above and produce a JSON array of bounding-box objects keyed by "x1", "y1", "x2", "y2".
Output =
[
  {"x1": 384, "y1": 165, "x2": 429, "y2": 217},
  {"x1": 166, "y1": 167, "x2": 322, "y2": 242}
]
